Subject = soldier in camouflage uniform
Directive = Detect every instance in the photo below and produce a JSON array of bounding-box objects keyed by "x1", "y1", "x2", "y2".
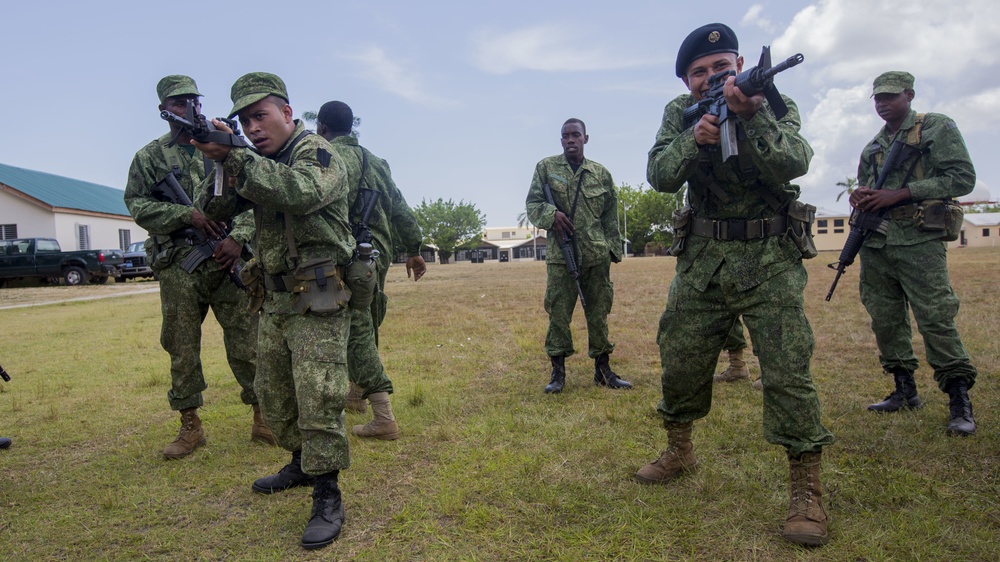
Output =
[
  {"x1": 124, "y1": 75, "x2": 275, "y2": 460},
  {"x1": 316, "y1": 100, "x2": 426, "y2": 440},
  {"x1": 851, "y1": 71, "x2": 977, "y2": 436},
  {"x1": 634, "y1": 24, "x2": 834, "y2": 546},
  {"x1": 526, "y1": 118, "x2": 631, "y2": 394},
  {"x1": 715, "y1": 318, "x2": 751, "y2": 384},
  {"x1": 193, "y1": 73, "x2": 353, "y2": 550}
]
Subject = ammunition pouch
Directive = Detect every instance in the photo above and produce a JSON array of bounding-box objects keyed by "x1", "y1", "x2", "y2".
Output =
[
  {"x1": 667, "y1": 206, "x2": 693, "y2": 256},
  {"x1": 916, "y1": 199, "x2": 963, "y2": 242},
  {"x1": 287, "y1": 258, "x2": 350, "y2": 316},
  {"x1": 346, "y1": 254, "x2": 378, "y2": 311},
  {"x1": 147, "y1": 235, "x2": 177, "y2": 271},
  {"x1": 239, "y1": 258, "x2": 265, "y2": 313},
  {"x1": 784, "y1": 200, "x2": 818, "y2": 259}
]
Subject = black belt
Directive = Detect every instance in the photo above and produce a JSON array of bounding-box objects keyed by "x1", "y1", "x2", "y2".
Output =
[{"x1": 690, "y1": 215, "x2": 787, "y2": 241}]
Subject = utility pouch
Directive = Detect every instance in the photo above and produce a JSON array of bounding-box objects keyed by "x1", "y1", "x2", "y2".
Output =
[
  {"x1": 667, "y1": 206, "x2": 693, "y2": 257},
  {"x1": 147, "y1": 235, "x2": 175, "y2": 271},
  {"x1": 785, "y1": 200, "x2": 818, "y2": 259},
  {"x1": 291, "y1": 257, "x2": 350, "y2": 316},
  {"x1": 346, "y1": 243, "x2": 379, "y2": 311},
  {"x1": 915, "y1": 199, "x2": 948, "y2": 234},
  {"x1": 239, "y1": 258, "x2": 265, "y2": 313}
]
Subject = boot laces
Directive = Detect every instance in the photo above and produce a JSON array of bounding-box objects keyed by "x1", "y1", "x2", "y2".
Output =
[
  {"x1": 789, "y1": 465, "x2": 816, "y2": 516},
  {"x1": 949, "y1": 387, "x2": 972, "y2": 420}
]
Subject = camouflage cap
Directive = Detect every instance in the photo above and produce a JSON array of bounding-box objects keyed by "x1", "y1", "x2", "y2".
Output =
[
  {"x1": 872, "y1": 71, "x2": 914, "y2": 97},
  {"x1": 156, "y1": 75, "x2": 202, "y2": 103},
  {"x1": 229, "y1": 72, "x2": 289, "y2": 118},
  {"x1": 676, "y1": 23, "x2": 739, "y2": 78}
]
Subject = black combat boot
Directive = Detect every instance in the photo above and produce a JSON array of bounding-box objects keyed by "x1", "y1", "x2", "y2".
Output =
[
  {"x1": 945, "y1": 379, "x2": 976, "y2": 437},
  {"x1": 301, "y1": 471, "x2": 345, "y2": 550},
  {"x1": 252, "y1": 450, "x2": 315, "y2": 494},
  {"x1": 545, "y1": 355, "x2": 566, "y2": 394},
  {"x1": 868, "y1": 368, "x2": 922, "y2": 412},
  {"x1": 594, "y1": 353, "x2": 632, "y2": 389},
  {"x1": 0, "y1": 437, "x2": 11, "y2": 449}
]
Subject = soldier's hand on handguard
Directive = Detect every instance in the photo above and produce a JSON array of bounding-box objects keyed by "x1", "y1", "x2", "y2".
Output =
[
  {"x1": 190, "y1": 119, "x2": 235, "y2": 161},
  {"x1": 552, "y1": 210, "x2": 575, "y2": 239},
  {"x1": 191, "y1": 209, "x2": 228, "y2": 241},
  {"x1": 725, "y1": 76, "x2": 764, "y2": 121},
  {"x1": 212, "y1": 237, "x2": 243, "y2": 273},
  {"x1": 406, "y1": 255, "x2": 427, "y2": 282},
  {"x1": 693, "y1": 114, "x2": 721, "y2": 146},
  {"x1": 851, "y1": 187, "x2": 912, "y2": 212}
]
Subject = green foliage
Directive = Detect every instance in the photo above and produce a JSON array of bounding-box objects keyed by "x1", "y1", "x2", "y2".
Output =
[
  {"x1": 966, "y1": 202, "x2": 1000, "y2": 213},
  {"x1": 835, "y1": 177, "x2": 859, "y2": 202},
  {"x1": 617, "y1": 182, "x2": 680, "y2": 255},
  {"x1": 413, "y1": 198, "x2": 486, "y2": 263}
]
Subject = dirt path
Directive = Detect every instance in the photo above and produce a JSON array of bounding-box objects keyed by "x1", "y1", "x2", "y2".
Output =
[{"x1": 0, "y1": 283, "x2": 160, "y2": 310}]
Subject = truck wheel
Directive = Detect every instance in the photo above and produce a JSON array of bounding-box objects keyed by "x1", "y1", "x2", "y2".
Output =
[
  {"x1": 91, "y1": 275, "x2": 109, "y2": 285},
  {"x1": 63, "y1": 266, "x2": 87, "y2": 286}
]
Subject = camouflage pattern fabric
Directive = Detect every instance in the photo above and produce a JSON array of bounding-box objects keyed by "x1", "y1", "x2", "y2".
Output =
[
  {"x1": 856, "y1": 109, "x2": 977, "y2": 390},
  {"x1": 125, "y1": 134, "x2": 257, "y2": 411},
  {"x1": 544, "y1": 262, "x2": 614, "y2": 358},
  {"x1": 723, "y1": 318, "x2": 747, "y2": 352},
  {"x1": 198, "y1": 120, "x2": 353, "y2": 474},
  {"x1": 647, "y1": 93, "x2": 833, "y2": 455}
]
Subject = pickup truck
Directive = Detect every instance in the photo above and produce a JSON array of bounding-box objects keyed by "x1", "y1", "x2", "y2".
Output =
[
  {"x1": 115, "y1": 240, "x2": 156, "y2": 282},
  {"x1": 0, "y1": 238, "x2": 124, "y2": 287}
]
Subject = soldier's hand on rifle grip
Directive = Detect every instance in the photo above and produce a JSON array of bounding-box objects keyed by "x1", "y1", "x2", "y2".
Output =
[
  {"x1": 406, "y1": 255, "x2": 427, "y2": 282},
  {"x1": 190, "y1": 209, "x2": 228, "y2": 241},
  {"x1": 552, "y1": 210, "x2": 575, "y2": 239},
  {"x1": 724, "y1": 76, "x2": 763, "y2": 120},
  {"x1": 212, "y1": 237, "x2": 243, "y2": 273},
  {"x1": 191, "y1": 119, "x2": 236, "y2": 162},
  {"x1": 693, "y1": 114, "x2": 721, "y2": 146}
]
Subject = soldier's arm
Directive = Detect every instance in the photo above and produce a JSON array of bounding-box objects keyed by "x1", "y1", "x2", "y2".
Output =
[
  {"x1": 905, "y1": 115, "x2": 976, "y2": 201},
  {"x1": 602, "y1": 171, "x2": 623, "y2": 262},
  {"x1": 526, "y1": 161, "x2": 556, "y2": 229},
  {"x1": 647, "y1": 99, "x2": 700, "y2": 194},
  {"x1": 224, "y1": 143, "x2": 348, "y2": 216},
  {"x1": 738, "y1": 95, "x2": 813, "y2": 188},
  {"x1": 381, "y1": 163, "x2": 423, "y2": 257},
  {"x1": 124, "y1": 151, "x2": 196, "y2": 233}
]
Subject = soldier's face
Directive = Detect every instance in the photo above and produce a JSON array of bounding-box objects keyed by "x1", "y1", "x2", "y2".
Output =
[
  {"x1": 682, "y1": 53, "x2": 743, "y2": 101},
  {"x1": 874, "y1": 90, "x2": 913, "y2": 124},
  {"x1": 159, "y1": 95, "x2": 200, "y2": 118},
  {"x1": 560, "y1": 122, "x2": 587, "y2": 161},
  {"x1": 238, "y1": 98, "x2": 295, "y2": 157}
]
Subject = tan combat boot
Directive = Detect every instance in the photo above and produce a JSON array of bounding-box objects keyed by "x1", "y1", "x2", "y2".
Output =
[
  {"x1": 351, "y1": 392, "x2": 400, "y2": 440},
  {"x1": 346, "y1": 382, "x2": 367, "y2": 414},
  {"x1": 783, "y1": 451, "x2": 829, "y2": 546},
  {"x1": 163, "y1": 407, "x2": 205, "y2": 459},
  {"x1": 714, "y1": 348, "x2": 750, "y2": 383},
  {"x1": 251, "y1": 404, "x2": 279, "y2": 446},
  {"x1": 635, "y1": 422, "x2": 698, "y2": 484}
]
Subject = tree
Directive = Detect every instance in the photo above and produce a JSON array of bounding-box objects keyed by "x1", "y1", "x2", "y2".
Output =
[
  {"x1": 617, "y1": 182, "x2": 680, "y2": 255},
  {"x1": 835, "y1": 177, "x2": 858, "y2": 202},
  {"x1": 413, "y1": 198, "x2": 486, "y2": 264},
  {"x1": 300, "y1": 111, "x2": 362, "y2": 139}
]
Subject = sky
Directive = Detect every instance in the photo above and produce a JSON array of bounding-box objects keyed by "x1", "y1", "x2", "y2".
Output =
[{"x1": 2, "y1": 0, "x2": 997, "y2": 227}]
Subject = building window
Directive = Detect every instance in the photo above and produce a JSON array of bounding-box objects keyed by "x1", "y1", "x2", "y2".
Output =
[
  {"x1": 0, "y1": 224, "x2": 17, "y2": 240},
  {"x1": 817, "y1": 219, "x2": 828, "y2": 228},
  {"x1": 984, "y1": 228, "x2": 990, "y2": 237},
  {"x1": 833, "y1": 219, "x2": 845, "y2": 227},
  {"x1": 76, "y1": 224, "x2": 91, "y2": 250},
  {"x1": 118, "y1": 229, "x2": 131, "y2": 249},
  {"x1": 501, "y1": 231, "x2": 510, "y2": 239},
  {"x1": 516, "y1": 246, "x2": 535, "y2": 259},
  {"x1": 817, "y1": 229, "x2": 828, "y2": 234}
]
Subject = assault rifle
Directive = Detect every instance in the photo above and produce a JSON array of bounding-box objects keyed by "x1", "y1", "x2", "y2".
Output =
[
  {"x1": 160, "y1": 99, "x2": 250, "y2": 196},
  {"x1": 682, "y1": 46, "x2": 804, "y2": 161},
  {"x1": 825, "y1": 140, "x2": 924, "y2": 300},
  {"x1": 351, "y1": 188, "x2": 380, "y2": 246},
  {"x1": 151, "y1": 169, "x2": 248, "y2": 290},
  {"x1": 542, "y1": 183, "x2": 586, "y2": 308},
  {"x1": 0, "y1": 363, "x2": 10, "y2": 382}
]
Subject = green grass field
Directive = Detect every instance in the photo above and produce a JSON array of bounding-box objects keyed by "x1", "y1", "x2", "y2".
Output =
[{"x1": 1, "y1": 248, "x2": 997, "y2": 561}]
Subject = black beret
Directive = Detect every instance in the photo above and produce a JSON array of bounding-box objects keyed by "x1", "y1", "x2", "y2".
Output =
[{"x1": 675, "y1": 23, "x2": 739, "y2": 78}]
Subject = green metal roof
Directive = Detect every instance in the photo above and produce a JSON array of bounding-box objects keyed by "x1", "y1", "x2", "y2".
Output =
[{"x1": 0, "y1": 162, "x2": 129, "y2": 216}]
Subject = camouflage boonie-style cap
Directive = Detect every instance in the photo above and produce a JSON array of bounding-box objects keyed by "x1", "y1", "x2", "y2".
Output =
[
  {"x1": 229, "y1": 72, "x2": 289, "y2": 117},
  {"x1": 156, "y1": 75, "x2": 202, "y2": 103},
  {"x1": 872, "y1": 71, "x2": 914, "y2": 97}
]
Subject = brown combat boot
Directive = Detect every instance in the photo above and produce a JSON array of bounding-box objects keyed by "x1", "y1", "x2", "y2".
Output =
[
  {"x1": 163, "y1": 407, "x2": 205, "y2": 459},
  {"x1": 635, "y1": 422, "x2": 698, "y2": 484},
  {"x1": 783, "y1": 451, "x2": 829, "y2": 546},
  {"x1": 346, "y1": 382, "x2": 367, "y2": 414},
  {"x1": 251, "y1": 404, "x2": 279, "y2": 446},
  {"x1": 714, "y1": 348, "x2": 750, "y2": 383},
  {"x1": 351, "y1": 392, "x2": 400, "y2": 440}
]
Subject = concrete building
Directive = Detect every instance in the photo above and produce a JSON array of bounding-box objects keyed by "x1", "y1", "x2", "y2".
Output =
[{"x1": 951, "y1": 212, "x2": 1000, "y2": 249}]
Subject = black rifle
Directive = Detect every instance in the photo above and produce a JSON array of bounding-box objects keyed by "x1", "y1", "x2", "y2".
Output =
[
  {"x1": 160, "y1": 99, "x2": 250, "y2": 196},
  {"x1": 0, "y1": 363, "x2": 9, "y2": 382},
  {"x1": 682, "y1": 46, "x2": 804, "y2": 161},
  {"x1": 542, "y1": 183, "x2": 586, "y2": 308},
  {"x1": 151, "y1": 169, "x2": 248, "y2": 290},
  {"x1": 351, "y1": 188, "x2": 380, "y2": 246},
  {"x1": 825, "y1": 140, "x2": 924, "y2": 300}
]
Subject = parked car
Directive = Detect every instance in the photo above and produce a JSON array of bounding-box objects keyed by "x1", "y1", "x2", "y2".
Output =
[
  {"x1": 115, "y1": 240, "x2": 156, "y2": 282},
  {"x1": 0, "y1": 238, "x2": 123, "y2": 287}
]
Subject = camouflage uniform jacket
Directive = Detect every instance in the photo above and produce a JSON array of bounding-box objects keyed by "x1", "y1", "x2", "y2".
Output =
[
  {"x1": 857, "y1": 109, "x2": 976, "y2": 248},
  {"x1": 647, "y1": 94, "x2": 813, "y2": 292},
  {"x1": 125, "y1": 133, "x2": 254, "y2": 260},
  {"x1": 199, "y1": 121, "x2": 353, "y2": 274},
  {"x1": 327, "y1": 136, "x2": 423, "y2": 271},
  {"x1": 526, "y1": 155, "x2": 622, "y2": 267}
]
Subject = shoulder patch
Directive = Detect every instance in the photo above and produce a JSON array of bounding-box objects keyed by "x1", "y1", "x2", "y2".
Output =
[{"x1": 317, "y1": 148, "x2": 331, "y2": 168}]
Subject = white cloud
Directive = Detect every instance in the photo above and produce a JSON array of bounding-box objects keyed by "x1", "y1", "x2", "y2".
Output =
[
  {"x1": 342, "y1": 46, "x2": 455, "y2": 108},
  {"x1": 741, "y1": 4, "x2": 777, "y2": 34},
  {"x1": 470, "y1": 25, "x2": 659, "y2": 74}
]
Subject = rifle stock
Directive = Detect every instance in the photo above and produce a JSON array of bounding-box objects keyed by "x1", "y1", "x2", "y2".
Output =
[{"x1": 542, "y1": 183, "x2": 586, "y2": 309}]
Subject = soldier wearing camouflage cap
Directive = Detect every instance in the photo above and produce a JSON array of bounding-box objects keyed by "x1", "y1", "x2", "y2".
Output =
[
  {"x1": 636, "y1": 22, "x2": 834, "y2": 547},
  {"x1": 850, "y1": 71, "x2": 978, "y2": 437},
  {"x1": 124, "y1": 75, "x2": 274, "y2": 460},
  {"x1": 192, "y1": 72, "x2": 353, "y2": 550}
]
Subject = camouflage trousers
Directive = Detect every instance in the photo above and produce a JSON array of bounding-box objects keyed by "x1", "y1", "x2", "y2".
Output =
[
  {"x1": 723, "y1": 318, "x2": 748, "y2": 352},
  {"x1": 157, "y1": 261, "x2": 258, "y2": 411},
  {"x1": 544, "y1": 261, "x2": 615, "y2": 359},
  {"x1": 859, "y1": 241, "x2": 977, "y2": 391},
  {"x1": 656, "y1": 263, "x2": 834, "y2": 456},
  {"x1": 348, "y1": 301, "x2": 393, "y2": 398},
  {"x1": 255, "y1": 292, "x2": 351, "y2": 475}
]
